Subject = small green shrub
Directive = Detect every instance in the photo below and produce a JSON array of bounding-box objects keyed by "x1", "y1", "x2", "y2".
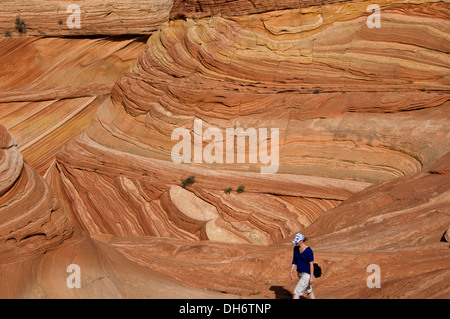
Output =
[
  {"x1": 236, "y1": 184, "x2": 245, "y2": 194},
  {"x1": 15, "y1": 17, "x2": 26, "y2": 34},
  {"x1": 181, "y1": 175, "x2": 195, "y2": 188},
  {"x1": 224, "y1": 187, "x2": 232, "y2": 194}
]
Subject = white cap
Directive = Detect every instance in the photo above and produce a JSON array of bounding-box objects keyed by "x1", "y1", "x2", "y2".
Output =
[{"x1": 292, "y1": 232, "x2": 305, "y2": 244}]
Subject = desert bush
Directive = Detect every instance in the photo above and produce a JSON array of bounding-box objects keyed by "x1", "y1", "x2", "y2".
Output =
[{"x1": 181, "y1": 175, "x2": 195, "y2": 188}]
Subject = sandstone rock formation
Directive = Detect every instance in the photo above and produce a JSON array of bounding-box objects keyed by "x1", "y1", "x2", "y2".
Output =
[
  {"x1": 0, "y1": 0, "x2": 449, "y2": 299},
  {"x1": 46, "y1": 0, "x2": 449, "y2": 241},
  {"x1": 0, "y1": 125, "x2": 72, "y2": 265},
  {"x1": 88, "y1": 0, "x2": 450, "y2": 183},
  {"x1": 46, "y1": 131, "x2": 366, "y2": 244},
  {"x1": 307, "y1": 151, "x2": 450, "y2": 298},
  {"x1": 0, "y1": 124, "x2": 234, "y2": 298},
  {"x1": 0, "y1": 36, "x2": 147, "y2": 174},
  {"x1": 0, "y1": 0, "x2": 173, "y2": 37},
  {"x1": 97, "y1": 151, "x2": 449, "y2": 298}
]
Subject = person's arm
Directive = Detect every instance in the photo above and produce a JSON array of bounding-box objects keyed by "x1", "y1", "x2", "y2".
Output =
[
  {"x1": 309, "y1": 262, "x2": 314, "y2": 284},
  {"x1": 290, "y1": 263, "x2": 296, "y2": 281}
]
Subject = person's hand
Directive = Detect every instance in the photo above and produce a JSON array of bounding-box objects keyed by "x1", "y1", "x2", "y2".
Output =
[
  {"x1": 289, "y1": 271, "x2": 293, "y2": 281},
  {"x1": 309, "y1": 276, "x2": 314, "y2": 285}
]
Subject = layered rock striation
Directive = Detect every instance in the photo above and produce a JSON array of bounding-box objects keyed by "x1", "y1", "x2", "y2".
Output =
[
  {"x1": 46, "y1": 132, "x2": 362, "y2": 244},
  {"x1": 45, "y1": 0, "x2": 450, "y2": 247},
  {"x1": 0, "y1": 124, "x2": 234, "y2": 298},
  {"x1": 0, "y1": 125, "x2": 73, "y2": 265},
  {"x1": 0, "y1": 36, "x2": 147, "y2": 174},
  {"x1": 0, "y1": 0, "x2": 173, "y2": 37},
  {"x1": 0, "y1": 0, "x2": 449, "y2": 299},
  {"x1": 105, "y1": 151, "x2": 450, "y2": 298},
  {"x1": 89, "y1": 0, "x2": 450, "y2": 183}
]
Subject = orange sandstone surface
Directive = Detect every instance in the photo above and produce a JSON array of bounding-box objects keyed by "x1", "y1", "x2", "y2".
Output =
[
  {"x1": 0, "y1": 125, "x2": 233, "y2": 298},
  {"x1": 0, "y1": 0, "x2": 449, "y2": 298}
]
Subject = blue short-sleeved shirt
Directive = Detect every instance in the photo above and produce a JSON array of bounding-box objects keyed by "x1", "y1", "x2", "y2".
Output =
[{"x1": 292, "y1": 246, "x2": 314, "y2": 274}]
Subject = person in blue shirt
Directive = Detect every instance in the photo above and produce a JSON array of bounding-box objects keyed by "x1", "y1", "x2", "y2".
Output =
[{"x1": 289, "y1": 232, "x2": 316, "y2": 299}]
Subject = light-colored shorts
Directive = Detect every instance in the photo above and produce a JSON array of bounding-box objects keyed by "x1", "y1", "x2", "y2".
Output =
[{"x1": 293, "y1": 272, "x2": 313, "y2": 296}]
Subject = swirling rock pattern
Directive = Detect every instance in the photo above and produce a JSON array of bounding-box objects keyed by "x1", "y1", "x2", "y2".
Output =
[
  {"x1": 46, "y1": 133, "x2": 360, "y2": 244},
  {"x1": 0, "y1": 124, "x2": 233, "y2": 298},
  {"x1": 0, "y1": 0, "x2": 449, "y2": 299},
  {"x1": 88, "y1": 0, "x2": 450, "y2": 183},
  {"x1": 0, "y1": 125, "x2": 22, "y2": 196},
  {"x1": 306, "y1": 151, "x2": 450, "y2": 298},
  {"x1": 104, "y1": 151, "x2": 450, "y2": 298},
  {"x1": 0, "y1": 125, "x2": 73, "y2": 265},
  {"x1": 0, "y1": 36, "x2": 147, "y2": 174},
  {"x1": 46, "y1": 0, "x2": 450, "y2": 246},
  {"x1": 43, "y1": 0, "x2": 449, "y2": 298}
]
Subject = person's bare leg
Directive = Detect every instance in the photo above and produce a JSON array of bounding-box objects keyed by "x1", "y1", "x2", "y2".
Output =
[
  {"x1": 293, "y1": 294, "x2": 300, "y2": 299},
  {"x1": 308, "y1": 291, "x2": 316, "y2": 299}
]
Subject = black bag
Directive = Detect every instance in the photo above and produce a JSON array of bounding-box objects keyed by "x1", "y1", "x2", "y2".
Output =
[
  {"x1": 294, "y1": 246, "x2": 322, "y2": 278},
  {"x1": 313, "y1": 263, "x2": 322, "y2": 278}
]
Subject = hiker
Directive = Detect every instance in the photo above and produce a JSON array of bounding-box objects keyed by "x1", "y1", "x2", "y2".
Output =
[{"x1": 289, "y1": 232, "x2": 316, "y2": 299}]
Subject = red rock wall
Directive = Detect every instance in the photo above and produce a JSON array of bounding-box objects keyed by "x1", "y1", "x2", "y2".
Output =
[{"x1": 0, "y1": 0, "x2": 449, "y2": 299}]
